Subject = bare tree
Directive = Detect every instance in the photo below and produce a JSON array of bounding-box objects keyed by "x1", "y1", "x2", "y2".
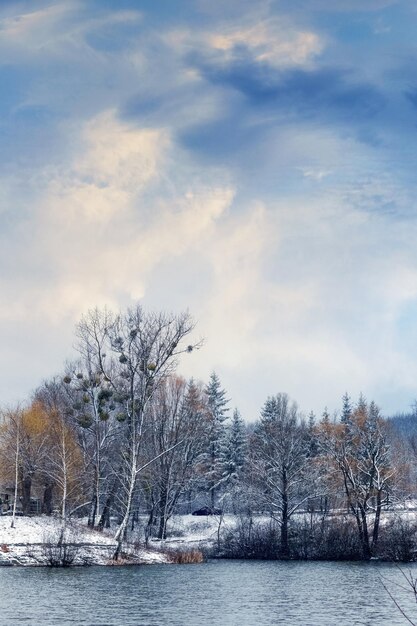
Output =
[
  {"x1": 0, "y1": 408, "x2": 23, "y2": 528},
  {"x1": 61, "y1": 360, "x2": 121, "y2": 527},
  {"x1": 0, "y1": 404, "x2": 50, "y2": 520},
  {"x1": 76, "y1": 305, "x2": 199, "y2": 558},
  {"x1": 36, "y1": 381, "x2": 85, "y2": 525},
  {"x1": 142, "y1": 376, "x2": 209, "y2": 540},
  {"x1": 318, "y1": 397, "x2": 395, "y2": 559}
]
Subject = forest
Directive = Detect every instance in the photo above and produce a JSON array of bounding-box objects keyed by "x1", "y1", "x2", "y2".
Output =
[{"x1": 0, "y1": 303, "x2": 416, "y2": 562}]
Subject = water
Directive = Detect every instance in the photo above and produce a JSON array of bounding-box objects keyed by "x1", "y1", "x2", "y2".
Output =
[{"x1": 0, "y1": 560, "x2": 416, "y2": 625}]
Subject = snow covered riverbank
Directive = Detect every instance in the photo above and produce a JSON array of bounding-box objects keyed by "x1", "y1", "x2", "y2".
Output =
[{"x1": 0, "y1": 516, "x2": 170, "y2": 566}]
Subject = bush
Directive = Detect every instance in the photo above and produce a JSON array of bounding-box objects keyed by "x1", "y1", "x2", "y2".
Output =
[
  {"x1": 217, "y1": 514, "x2": 364, "y2": 561},
  {"x1": 42, "y1": 526, "x2": 82, "y2": 567},
  {"x1": 307, "y1": 515, "x2": 362, "y2": 560},
  {"x1": 165, "y1": 548, "x2": 204, "y2": 564},
  {"x1": 376, "y1": 517, "x2": 417, "y2": 562},
  {"x1": 218, "y1": 517, "x2": 281, "y2": 559}
]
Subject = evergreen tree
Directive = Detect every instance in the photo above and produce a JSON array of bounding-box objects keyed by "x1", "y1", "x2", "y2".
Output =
[
  {"x1": 341, "y1": 393, "x2": 352, "y2": 425},
  {"x1": 220, "y1": 408, "x2": 247, "y2": 487},
  {"x1": 253, "y1": 393, "x2": 308, "y2": 557},
  {"x1": 206, "y1": 372, "x2": 229, "y2": 424},
  {"x1": 357, "y1": 393, "x2": 367, "y2": 415},
  {"x1": 321, "y1": 407, "x2": 330, "y2": 425},
  {"x1": 204, "y1": 372, "x2": 229, "y2": 508},
  {"x1": 261, "y1": 394, "x2": 291, "y2": 423},
  {"x1": 307, "y1": 411, "x2": 318, "y2": 457}
]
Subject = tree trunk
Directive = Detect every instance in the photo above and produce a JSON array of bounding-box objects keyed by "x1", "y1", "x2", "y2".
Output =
[
  {"x1": 98, "y1": 478, "x2": 118, "y2": 530},
  {"x1": 210, "y1": 441, "x2": 216, "y2": 510},
  {"x1": 22, "y1": 476, "x2": 32, "y2": 515},
  {"x1": 11, "y1": 426, "x2": 20, "y2": 529},
  {"x1": 280, "y1": 469, "x2": 290, "y2": 558},
  {"x1": 157, "y1": 488, "x2": 168, "y2": 540},
  {"x1": 372, "y1": 490, "x2": 382, "y2": 552},
  {"x1": 114, "y1": 460, "x2": 137, "y2": 560},
  {"x1": 145, "y1": 506, "x2": 156, "y2": 546},
  {"x1": 43, "y1": 484, "x2": 54, "y2": 515},
  {"x1": 98, "y1": 494, "x2": 113, "y2": 530},
  {"x1": 88, "y1": 494, "x2": 97, "y2": 528},
  {"x1": 359, "y1": 506, "x2": 371, "y2": 559}
]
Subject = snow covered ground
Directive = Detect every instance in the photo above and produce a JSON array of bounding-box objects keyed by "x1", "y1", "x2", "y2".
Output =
[
  {"x1": 0, "y1": 515, "x2": 114, "y2": 545},
  {"x1": 0, "y1": 513, "x2": 228, "y2": 566},
  {"x1": 0, "y1": 516, "x2": 169, "y2": 566},
  {"x1": 150, "y1": 514, "x2": 236, "y2": 551},
  {"x1": 6, "y1": 508, "x2": 413, "y2": 566}
]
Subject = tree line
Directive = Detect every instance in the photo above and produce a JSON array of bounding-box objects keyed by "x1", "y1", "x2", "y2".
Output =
[{"x1": 0, "y1": 303, "x2": 415, "y2": 561}]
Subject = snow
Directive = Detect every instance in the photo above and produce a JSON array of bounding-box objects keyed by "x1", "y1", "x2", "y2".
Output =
[
  {"x1": 0, "y1": 516, "x2": 115, "y2": 545},
  {"x1": 149, "y1": 514, "x2": 237, "y2": 551},
  {"x1": 0, "y1": 516, "x2": 169, "y2": 566},
  {"x1": 0, "y1": 513, "x2": 226, "y2": 567}
]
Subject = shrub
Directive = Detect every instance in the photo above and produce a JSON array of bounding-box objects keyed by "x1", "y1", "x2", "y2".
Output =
[
  {"x1": 42, "y1": 526, "x2": 82, "y2": 567},
  {"x1": 218, "y1": 517, "x2": 281, "y2": 559},
  {"x1": 377, "y1": 517, "x2": 417, "y2": 562},
  {"x1": 165, "y1": 548, "x2": 204, "y2": 564}
]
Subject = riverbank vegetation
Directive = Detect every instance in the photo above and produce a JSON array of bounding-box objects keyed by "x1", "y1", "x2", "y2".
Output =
[{"x1": 0, "y1": 302, "x2": 417, "y2": 563}]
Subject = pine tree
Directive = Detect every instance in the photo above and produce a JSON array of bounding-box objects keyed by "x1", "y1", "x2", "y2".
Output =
[
  {"x1": 204, "y1": 372, "x2": 229, "y2": 509},
  {"x1": 307, "y1": 411, "x2": 318, "y2": 457},
  {"x1": 220, "y1": 409, "x2": 247, "y2": 486},
  {"x1": 357, "y1": 393, "x2": 367, "y2": 415},
  {"x1": 321, "y1": 407, "x2": 330, "y2": 425},
  {"x1": 261, "y1": 394, "x2": 292, "y2": 423},
  {"x1": 206, "y1": 372, "x2": 229, "y2": 424},
  {"x1": 341, "y1": 393, "x2": 352, "y2": 425}
]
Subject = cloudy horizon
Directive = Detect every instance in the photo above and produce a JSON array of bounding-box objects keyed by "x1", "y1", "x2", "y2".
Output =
[{"x1": 1, "y1": 0, "x2": 417, "y2": 420}]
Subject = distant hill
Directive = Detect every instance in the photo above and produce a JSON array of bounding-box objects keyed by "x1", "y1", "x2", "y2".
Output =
[{"x1": 387, "y1": 412, "x2": 417, "y2": 440}]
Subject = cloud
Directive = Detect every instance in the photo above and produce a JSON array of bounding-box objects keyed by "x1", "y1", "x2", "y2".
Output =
[
  {"x1": 300, "y1": 168, "x2": 332, "y2": 181},
  {"x1": 1, "y1": 0, "x2": 417, "y2": 422},
  {"x1": 204, "y1": 19, "x2": 323, "y2": 68},
  {"x1": 278, "y1": 0, "x2": 400, "y2": 12},
  {"x1": 193, "y1": 60, "x2": 384, "y2": 121},
  {"x1": 0, "y1": 102, "x2": 237, "y2": 403},
  {"x1": 0, "y1": 3, "x2": 142, "y2": 59},
  {"x1": 0, "y1": 110, "x2": 235, "y2": 323}
]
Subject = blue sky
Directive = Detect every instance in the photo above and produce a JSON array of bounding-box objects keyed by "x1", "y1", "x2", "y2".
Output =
[{"x1": 1, "y1": 0, "x2": 417, "y2": 420}]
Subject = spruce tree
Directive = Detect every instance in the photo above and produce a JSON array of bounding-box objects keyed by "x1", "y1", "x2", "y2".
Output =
[
  {"x1": 220, "y1": 409, "x2": 247, "y2": 485},
  {"x1": 341, "y1": 393, "x2": 352, "y2": 425},
  {"x1": 204, "y1": 372, "x2": 229, "y2": 509},
  {"x1": 321, "y1": 407, "x2": 330, "y2": 425}
]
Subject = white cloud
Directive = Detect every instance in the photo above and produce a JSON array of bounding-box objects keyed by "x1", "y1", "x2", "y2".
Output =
[
  {"x1": 0, "y1": 110, "x2": 234, "y2": 325},
  {"x1": 300, "y1": 168, "x2": 332, "y2": 181},
  {"x1": 0, "y1": 0, "x2": 417, "y2": 423},
  {"x1": 0, "y1": 3, "x2": 142, "y2": 59},
  {"x1": 163, "y1": 17, "x2": 323, "y2": 70},
  {"x1": 207, "y1": 20, "x2": 323, "y2": 67},
  {"x1": 2, "y1": 107, "x2": 416, "y2": 419}
]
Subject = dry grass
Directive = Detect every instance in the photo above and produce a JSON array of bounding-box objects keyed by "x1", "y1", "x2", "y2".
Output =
[{"x1": 165, "y1": 548, "x2": 204, "y2": 564}]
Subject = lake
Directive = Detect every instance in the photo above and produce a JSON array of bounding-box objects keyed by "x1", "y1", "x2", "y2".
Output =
[{"x1": 0, "y1": 560, "x2": 416, "y2": 625}]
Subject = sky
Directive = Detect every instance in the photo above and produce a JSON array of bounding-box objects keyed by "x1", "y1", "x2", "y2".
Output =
[{"x1": 1, "y1": 0, "x2": 417, "y2": 421}]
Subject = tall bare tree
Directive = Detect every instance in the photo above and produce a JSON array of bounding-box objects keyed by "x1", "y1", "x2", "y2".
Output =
[
  {"x1": 142, "y1": 376, "x2": 209, "y2": 539},
  {"x1": 76, "y1": 305, "x2": 199, "y2": 557}
]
